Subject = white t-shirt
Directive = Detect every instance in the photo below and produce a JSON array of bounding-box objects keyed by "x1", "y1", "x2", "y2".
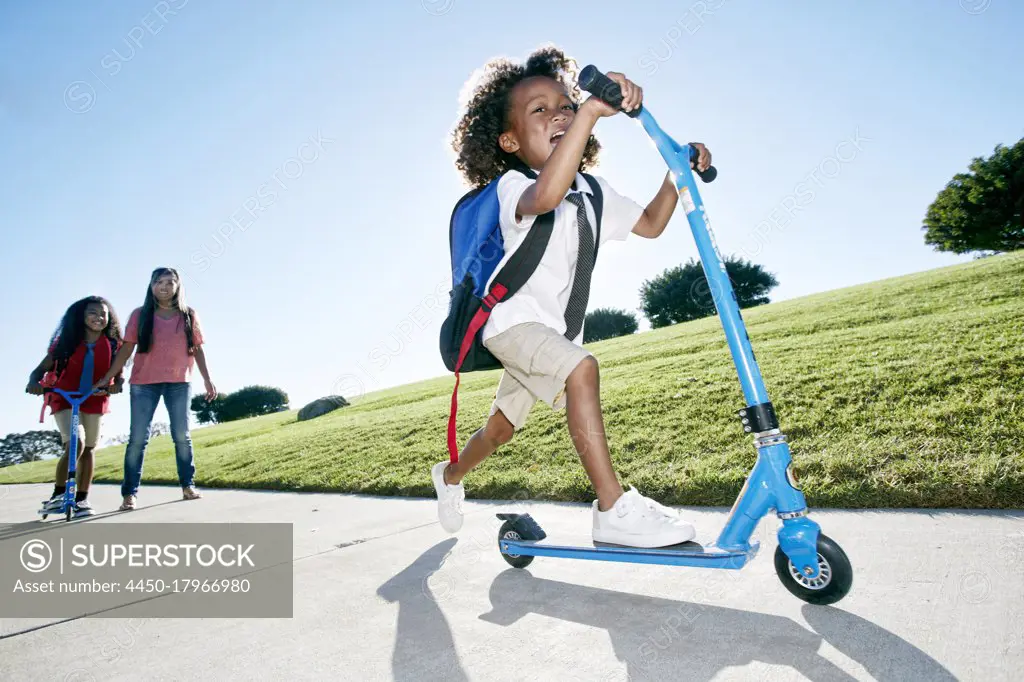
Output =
[{"x1": 481, "y1": 169, "x2": 645, "y2": 346}]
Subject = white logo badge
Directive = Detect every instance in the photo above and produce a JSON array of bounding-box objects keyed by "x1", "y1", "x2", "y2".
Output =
[{"x1": 20, "y1": 539, "x2": 53, "y2": 573}]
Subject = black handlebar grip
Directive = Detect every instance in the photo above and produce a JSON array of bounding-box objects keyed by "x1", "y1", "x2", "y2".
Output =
[
  {"x1": 578, "y1": 65, "x2": 641, "y2": 118},
  {"x1": 689, "y1": 146, "x2": 718, "y2": 183},
  {"x1": 579, "y1": 65, "x2": 717, "y2": 183}
]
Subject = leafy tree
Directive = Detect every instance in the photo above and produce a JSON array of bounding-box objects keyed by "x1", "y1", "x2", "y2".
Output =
[
  {"x1": 0, "y1": 430, "x2": 64, "y2": 467},
  {"x1": 583, "y1": 308, "x2": 639, "y2": 343},
  {"x1": 191, "y1": 386, "x2": 288, "y2": 424},
  {"x1": 191, "y1": 394, "x2": 224, "y2": 425},
  {"x1": 640, "y1": 256, "x2": 779, "y2": 328},
  {"x1": 923, "y1": 137, "x2": 1024, "y2": 254}
]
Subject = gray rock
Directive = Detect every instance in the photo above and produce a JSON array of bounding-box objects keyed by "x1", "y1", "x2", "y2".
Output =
[{"x1": 297, "y1": 395, "x2": 350, "y2": 422}]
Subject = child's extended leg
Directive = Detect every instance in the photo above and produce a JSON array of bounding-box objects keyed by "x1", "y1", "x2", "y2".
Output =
[
  {"x1": 74, "y1": 446, "x2": 96, "y2": 517},
  {"x1": 444, "y1": 410, "x2": 515, "y2": 485},
  {"x1": 563, "y1": 356, "x2": 696, "y2": 548},
  {"x1": 431, "y1": 410, "x2": 514, "y2": 533},
  {"x1": 432, "y1": 367, "x2": 531, "y2": 533},
  {"x1": 40, "y1": 446, "x2": 74, "y2": 514},
  {"x1": 76, "y1": 447, "x2": 94, "y2": 492},
  {"x1": 41, "y1": 409, "x2": 79, "y2": 514},
  {"x1": 53, "y1": 447, "x2": 73, "y2": 493}
]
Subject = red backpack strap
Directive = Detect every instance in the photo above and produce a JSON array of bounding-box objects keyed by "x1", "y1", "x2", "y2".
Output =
[{"x1": 447, "y1": 284, "x2": 508, "y2": 464}]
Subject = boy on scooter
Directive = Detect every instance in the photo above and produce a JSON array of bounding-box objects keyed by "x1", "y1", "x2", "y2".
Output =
[{"x1": 434, "y1": 46, "x2": 713, "y2": 548}]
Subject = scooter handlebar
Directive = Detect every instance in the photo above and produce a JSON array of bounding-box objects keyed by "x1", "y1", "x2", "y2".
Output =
[
  {"x1": 41, "y1": 388, "x2": 103, "y2": 398},
  {"x1": 578, "y1": 64, "x2": 718, "y2": 183},
  {"x1": 578, "y1": 65, "x2": 642, "y2": 118},
  {"x1": 693, "y1": 151, "x2": 717, "y2": 182}
]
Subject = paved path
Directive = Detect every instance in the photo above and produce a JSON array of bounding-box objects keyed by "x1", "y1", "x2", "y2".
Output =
[{"x1": 0, "y1": 483, "x2": 1021, "y2": 681}]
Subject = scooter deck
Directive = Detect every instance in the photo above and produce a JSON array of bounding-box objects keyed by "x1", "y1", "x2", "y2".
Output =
[
  {"x1": 501, "y1": 537, "x2": 758, "y2": 568},
  {"x1": 37, "y1": 508, "x2": 71, "y2": 519},
  {"x1": 497, "y1": 513, "x2": 761, "y2": 570}
]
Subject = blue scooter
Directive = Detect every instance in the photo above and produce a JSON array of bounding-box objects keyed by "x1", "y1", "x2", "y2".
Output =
[
  {"x1": 495, "y1": 66, "x2": 853, "y2": 606},
  {"x1": 39, "y1": 387, "x2": 98, "y2": 522}
]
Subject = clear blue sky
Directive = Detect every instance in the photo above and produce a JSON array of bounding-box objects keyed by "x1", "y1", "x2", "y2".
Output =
[{"x1": 2, "y1": 1, "x2": 1022, "y2": 442}]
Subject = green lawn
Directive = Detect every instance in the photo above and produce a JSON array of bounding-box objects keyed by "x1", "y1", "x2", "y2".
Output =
[{"x1": 5, "y1": 253, "x2": 1023, "y2": 509}]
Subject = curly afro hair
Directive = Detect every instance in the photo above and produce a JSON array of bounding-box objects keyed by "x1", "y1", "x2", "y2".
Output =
[{"x1": 451, "y1": 46, "x2": 601, "y2": 189}]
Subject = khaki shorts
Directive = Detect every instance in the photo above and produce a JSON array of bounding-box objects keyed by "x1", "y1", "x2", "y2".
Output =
[
  {"x1": 482, "y1": 322, "x2": 593, "y2": 430},
  {"x1": 53, "y1": 410, "x2": 103, "y2": 449}
]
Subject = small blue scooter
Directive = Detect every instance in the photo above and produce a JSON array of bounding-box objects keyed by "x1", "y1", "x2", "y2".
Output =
[
  {"x1": 38, "y1": 387, "x2": 98, "y2": 522},
  {"x1": 495, "y1": 66, "x2": 853, "y2": 606}
]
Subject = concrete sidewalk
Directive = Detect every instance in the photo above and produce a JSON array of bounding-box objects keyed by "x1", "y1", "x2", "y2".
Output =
[{"x1": 0, "y1": 483, "x2": 1021, "y2": 681}]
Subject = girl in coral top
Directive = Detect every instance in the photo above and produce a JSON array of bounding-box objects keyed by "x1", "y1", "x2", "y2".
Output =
[{"x1": 96, "y1": 267, "x2": 217, "y2": 511}]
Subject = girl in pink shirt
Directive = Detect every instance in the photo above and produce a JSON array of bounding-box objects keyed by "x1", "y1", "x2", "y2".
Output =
[{"x1": 96, "y1": 267, "x2": 217, "y2": 510}]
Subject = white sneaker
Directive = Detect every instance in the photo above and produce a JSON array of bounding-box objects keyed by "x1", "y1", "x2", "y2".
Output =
[
  {"x1": 73, "y1": 500, "x2": 95, "y2": 518},
  {"x1": 431, "y1": 461, "x2": 465, "y2": 533},
  {"x1": 592, "y1": 487, "x2": 696, "y2": 548},
  {"x1": 39, "y1": 496, "x2": 63, "y2": 514}
]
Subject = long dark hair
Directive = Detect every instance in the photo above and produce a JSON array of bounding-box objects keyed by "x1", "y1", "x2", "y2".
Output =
[
  {"x1": 137, "y1": 267, "x2": 196, "y2": 355},
  {"x1": 49, "y1": 296, "x2": 123, "y2": 377}
]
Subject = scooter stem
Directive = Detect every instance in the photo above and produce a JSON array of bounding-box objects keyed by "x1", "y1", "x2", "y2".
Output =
[
  {"x1": 633, "y1": 108, "x2": 819, "y2": 573},
  {"x1": 635, "y1": 108, "x2": 771, "y2": 410}
]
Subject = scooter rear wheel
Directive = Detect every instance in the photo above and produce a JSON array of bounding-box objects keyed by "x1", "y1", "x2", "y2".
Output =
[
  {"x1": 774, "y1": 533, "x2": 852, "y2": 605},
  {"x1": 498, "y1": 521, "x2": 535, "y2": 569}
]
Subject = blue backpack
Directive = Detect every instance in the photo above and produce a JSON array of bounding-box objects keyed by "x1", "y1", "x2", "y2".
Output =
[{"x1": 439, "y1": 168, "x2": 603, "y2": 462}]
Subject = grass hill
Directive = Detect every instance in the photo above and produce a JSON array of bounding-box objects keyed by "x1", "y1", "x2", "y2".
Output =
[{"x1": 5, "y1": 252, "x2": 1022, "y2": 509}]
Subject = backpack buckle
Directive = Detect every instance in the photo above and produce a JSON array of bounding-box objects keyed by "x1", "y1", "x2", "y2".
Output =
[{"x1": 482, "y1": 293, "x2": 498, "y2": 310}]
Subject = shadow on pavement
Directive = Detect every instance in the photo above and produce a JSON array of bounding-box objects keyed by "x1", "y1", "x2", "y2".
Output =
[
  {"x1": 377, "y1": 538, "x2": 467, "y2": 681},
  {"x1": 0, "y1": 500, "x2": 185, "y2": 542},
  {"x1": 802, "y1": 604, "x2": 957, "y2": 682},
  {"x1": 478, "y1": 569, "x2": 956, "y2": 681}
]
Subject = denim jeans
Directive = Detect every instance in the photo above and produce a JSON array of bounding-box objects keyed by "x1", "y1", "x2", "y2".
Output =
[{"x1": 121, "y1": 382, "x2": 196, "y2": 497}]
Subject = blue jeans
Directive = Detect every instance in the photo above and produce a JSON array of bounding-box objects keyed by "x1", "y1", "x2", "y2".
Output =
[{"x1": 121, "y1": 383, "x2": 196, "y2": 497}]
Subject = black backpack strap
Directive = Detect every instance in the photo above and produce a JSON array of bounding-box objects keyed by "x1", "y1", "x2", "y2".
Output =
[
  {"x1": 491, "y1": 169, "x2": 603, "y2": 296},
  {"x1": 581, "y1": 172, "x2": 603, "y2": 264},
  {"x1": 488, "y1": 167, "x2": 556, "y2": 300},
  {"x1": 490, "y1": 213, "x2": 555, "y2": 299}
]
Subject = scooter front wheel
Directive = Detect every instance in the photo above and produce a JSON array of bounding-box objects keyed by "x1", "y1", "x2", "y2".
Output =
[
  {"x1": 498, "y1": 521, "x2": 535, "y2": 569},
  {"x1": 774, "y1": 533, "x2": 852, "y2": 605}
]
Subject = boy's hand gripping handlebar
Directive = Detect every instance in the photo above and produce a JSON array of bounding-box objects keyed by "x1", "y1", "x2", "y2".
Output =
[{"x1": 578, "y1": 64, "x2": 718, "y2": 183}]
